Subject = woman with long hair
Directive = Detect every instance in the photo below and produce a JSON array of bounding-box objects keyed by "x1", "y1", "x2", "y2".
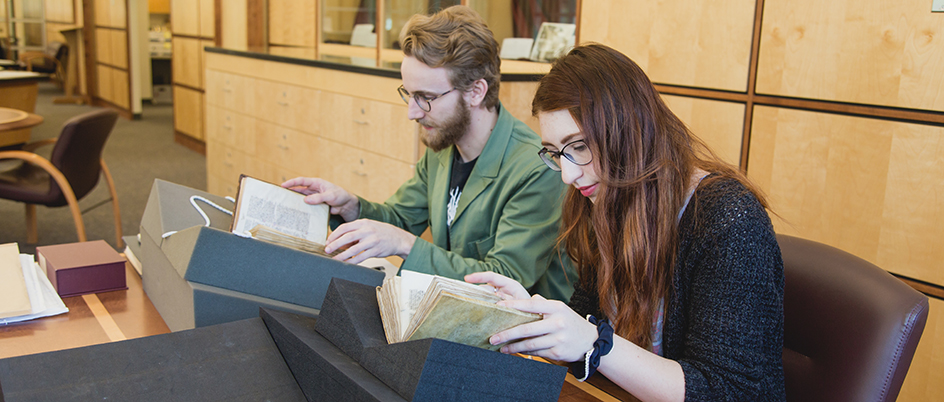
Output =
[{"x1": 466, "y1": 44, "x2": 785, "y2": 401}]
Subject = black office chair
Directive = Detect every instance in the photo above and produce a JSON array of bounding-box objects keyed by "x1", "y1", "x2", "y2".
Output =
[
  {"x1": 0, "y1": 109, "x2": 123, "y2": 247},
  {"x1": 779, "y1": 234, "x2": 928, "y2": 402},
  {"x1": 17, "y1": 41, "x2": 68, "y2": 87}
]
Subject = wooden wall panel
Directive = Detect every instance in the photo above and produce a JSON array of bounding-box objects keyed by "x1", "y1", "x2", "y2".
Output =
[
  {"x1": 108, "y1": 0, "x2": 126, "y2": 28},
  {"x1": 221, "y1": 0, "x2": 248, "y2": 50},
  {"x1": 662, "y1": 95, "x2": 744, "y2": 166},
  {"x1": 93, "y1": 0, "x2": 109, "y2": 26},
  {"x1": 498, "y1": 81, "x2": 539, "y2": 134},
  {"x1": 174, "y1": 86, "x2": 204, "y2": 139},
  {"x1": 170, "y1": 0, "x2": 199, "y2": 36},
  {"x1": 757, "y1": 0, "x2": 944, "y2": 111},
  {"x1": 747, "y1": 106, "x2": 944, "y2": 285},
  {"x1": 44, "y1": 0, "x2": 74, "y2": 23},
  {"x1": 95, "y1": 28, "x2": 112, "y2": 65},
  {"x1": 899, "y1": 297, "x2": 944, "y2": 401},
  {"x1": 199, "y1": 0, "x2": 215, "y2": 38},
  {"x1": 96, "y1": 64, "x2": 113, "y2": 104},
  {"x1": 268, "y1": 0, "x2": 317, "y2": 47},
  {"x1": 579, "y1": 0, "x2": 755, "y2": 92},
  {"x1": 110, "y1": 29, "x2": 127, "y2": 69},
  {"x1": 172, "y1": 37, "x2": 203, "y2": 88},
  {"x1": 111, "y1": 68, "x2": 129, "y2": 108}
]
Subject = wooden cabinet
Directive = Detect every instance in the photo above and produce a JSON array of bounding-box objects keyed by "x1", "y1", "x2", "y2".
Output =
[
  {"x1": 171, "y1": 0, "x2": 215, "y2": 147},
  {"x1": 172, "y1": 37, "x2": 204, "y2": 89},
  {"x1": 580, "y1": 0, "x2": 755, "y2": 93},
  {"x1": 756, "y1": 0, "x2": 944, "y2": 111},
  {"x1": 268, "y1": 0, "x2": 317, "y2": 47},
  {"x1": 204, "y1": 51, "x2": 419, "y2": 204}
]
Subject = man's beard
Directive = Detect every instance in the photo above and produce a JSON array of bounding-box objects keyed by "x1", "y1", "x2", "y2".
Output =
[{"x1": 418, "y1": 97, "x2": 471, "y2": 152}]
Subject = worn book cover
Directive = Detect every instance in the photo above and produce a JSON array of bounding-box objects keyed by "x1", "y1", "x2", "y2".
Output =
[
  {"x1": 376, "y1": 270, "x2": 541, "y2": 351},
  {"x1": 231, "y1": 175, "x2": 330, "y2": 256}
]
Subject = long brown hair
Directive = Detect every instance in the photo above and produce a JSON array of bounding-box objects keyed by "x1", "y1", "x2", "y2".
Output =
[{"x1": 532, "y1": 44, "x2": 768, "y2": 348}]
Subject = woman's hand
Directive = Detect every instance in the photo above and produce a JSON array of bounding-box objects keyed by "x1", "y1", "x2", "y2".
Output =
[
  {"x1": 495, "y1": 296, "x2": 599, "y2": 363},
  {"x1": 465, "y1": 272, "x2": 598, "y2": 362},
  {"x1": 464, "y1": 271, "x2": 531, "y2": 301}
]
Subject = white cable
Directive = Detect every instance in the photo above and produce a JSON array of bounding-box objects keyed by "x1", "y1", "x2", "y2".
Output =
[{"x1": 161, "y1": 196, "x2": 233, "y2": 239}]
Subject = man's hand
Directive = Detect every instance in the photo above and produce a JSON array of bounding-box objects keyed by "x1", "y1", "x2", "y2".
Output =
[
  {"x1": 325, "y1": 219, "x2": 417, "y2": 265},
  {"x1": 282, "y1": 177, "x2": 360, "y2": 222}
]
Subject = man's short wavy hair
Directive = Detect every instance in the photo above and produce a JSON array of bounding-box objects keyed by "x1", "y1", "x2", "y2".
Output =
[{"x1": 399, "y1": 5, "x2": 501, "y2": 111}]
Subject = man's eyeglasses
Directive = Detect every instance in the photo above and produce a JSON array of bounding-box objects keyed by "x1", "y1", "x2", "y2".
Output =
[
  {"x1": 397, "y1": 85, "x2": 457, "y2": 112},
  {"x1": 538, "y1": 140, "x2": 593, "y2": 172}
]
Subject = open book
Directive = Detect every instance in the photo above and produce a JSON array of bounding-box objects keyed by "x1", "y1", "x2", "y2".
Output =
[
  {"x1": 376, "y1": 270, "x2": 541, "y2": 351},
  {"x1": 231, "y1": 175, "x2": 333, "y2": 256}
]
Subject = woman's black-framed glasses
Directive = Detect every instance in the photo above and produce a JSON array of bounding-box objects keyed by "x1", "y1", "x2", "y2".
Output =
[
  {"x1": 397, "y1": 85, "x2": 457, "y2": 112},
  {"x1": 538, "y1": 140, "x2": 593, "y2": 172}
]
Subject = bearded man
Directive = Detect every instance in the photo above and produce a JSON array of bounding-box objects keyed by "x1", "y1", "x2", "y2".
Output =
[{"x1": 283, "y1": 5, "x2": 574, "y2": 302}]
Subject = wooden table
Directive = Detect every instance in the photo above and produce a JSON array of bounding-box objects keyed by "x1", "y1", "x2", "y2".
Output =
[
  {"x1": 0, "y1": 261, "x2": 169, "y2": 360},
  {"x1": 0, "y1": 71, "x2": 46, "y2": 148},
  {"x1": 0, "y1": 259, "x2": 620, "y2": 401},
  {"x1": 0, "y1": 107, "x2": 43, "y2": 148}
]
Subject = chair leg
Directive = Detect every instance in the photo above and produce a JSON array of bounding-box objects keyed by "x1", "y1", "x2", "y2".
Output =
[
  {"x1": 25, "y1": 204, "x2": 38, "y2": 243},
  {"x1": 101, "y1": 159, "x2": 123, "y2": 248}
]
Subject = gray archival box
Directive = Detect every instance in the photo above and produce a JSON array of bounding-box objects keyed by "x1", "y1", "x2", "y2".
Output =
[{"x1": 138, "y1": 179, "x2": 384, "y2": 331}]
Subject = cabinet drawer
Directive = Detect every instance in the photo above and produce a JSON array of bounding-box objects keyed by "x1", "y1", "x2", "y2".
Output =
[
  {"x1": 320, "y1": 140, "x2": 415, "y2": 203},
  {"x1": 252, "y1": 80, "x2": 321, "y2": 133},
  {"x1": 206, "y1": 142, "x2": 249, "y2": 183},
  {"x1": 255, "y1": 122, "x2": 324, "y2": 176},
  {"x1": 207, "y1": 173, "x2": 238, "y2": 199},
  {"x1": 321, "y1": 92, "x2": 417, "y2": 164},
  {"x1": 206, "y1": 104, "x2": 257, "y2": 154},
  {"x1": 206, "y1": 70, "x2": 252, "y2": 113}
]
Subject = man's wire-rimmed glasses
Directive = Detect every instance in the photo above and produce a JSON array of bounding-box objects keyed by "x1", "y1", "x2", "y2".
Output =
[
  {"x1": 397, "y1": 85, "x2": 458, "y2": 112},
  {"x1": 538, "y1": 139, "x2": 593, "y2": 171}
]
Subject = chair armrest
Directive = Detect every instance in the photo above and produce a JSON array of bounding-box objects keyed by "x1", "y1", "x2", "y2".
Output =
[
  {"x1": 0, "y1": 150, "x2": 79, "y2": 207},
  {"x1": 19, "y1": 54, "x2": 60, "y2": 72},
  {"x1": 22, "y1": 138, "x2": 57, "y2": 153}
]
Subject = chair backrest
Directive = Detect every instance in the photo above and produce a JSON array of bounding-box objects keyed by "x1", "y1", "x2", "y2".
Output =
[
  {"x1": 778, "y1": 234, "x2": 928, "y2": 402},
  {"x1": 46, "y1": 109, "x2": 119, "y2": 205},
  {"x1": 47, "y1": 41, "x2": 68, "y2": 60}
]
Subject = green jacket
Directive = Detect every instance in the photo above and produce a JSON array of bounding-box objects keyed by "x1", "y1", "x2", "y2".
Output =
[{"x1": 358, "y1": 104, "x2": 576, "y2": 301}]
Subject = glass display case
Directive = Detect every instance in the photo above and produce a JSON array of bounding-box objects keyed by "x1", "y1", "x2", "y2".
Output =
[{"x1": 297, "y1": 0, "x2": 578, "y2": 67}]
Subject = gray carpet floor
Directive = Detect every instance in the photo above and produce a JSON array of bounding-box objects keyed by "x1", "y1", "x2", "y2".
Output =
[{"x1": 0, "y1": 82, "x2": 206, "y2": 255}]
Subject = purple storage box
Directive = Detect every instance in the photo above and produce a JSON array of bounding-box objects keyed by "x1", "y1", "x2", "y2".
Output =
[{"x1": 37, "y1": 240, "x2": 127, "y2": 297}]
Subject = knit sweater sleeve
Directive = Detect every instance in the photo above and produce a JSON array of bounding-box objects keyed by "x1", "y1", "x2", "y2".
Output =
[{"x1": 668, "y1": 178, "x2": 785, "y2": 401}]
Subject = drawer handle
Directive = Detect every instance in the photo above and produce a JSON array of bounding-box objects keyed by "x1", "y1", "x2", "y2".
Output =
[
  {"x1": 354, "y1": 119, "x2": 369, "y2": 125},
  {"x1": 278, "y1": 144, "x2": 289, "y2": 150},
  {"x1": 224, "y1": 161, "x2": 234, "y2": 167},
  {"x1": 352, "y1": 170, "x2": 367, "y2": 177},
  {"x1": 222, "y1": 124, "x2": 233, "y2": 130},
  {"x1": 277, "y1": 100, "x2": 290, "y2": 106},
  {"x1": 223, "y1": 87, "x2": 233, "y2": 93}
]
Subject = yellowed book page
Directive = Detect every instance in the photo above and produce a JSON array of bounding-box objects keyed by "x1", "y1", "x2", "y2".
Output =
[
  {"x1": 0, "y1": 243, "x2": 33, "y2": 319},
  {"x1": 231, "y1": 175, "x2": 329, "y2": 243},
  {"x1": 407, "y1": 292, "x2": 540, "y2": 351}
]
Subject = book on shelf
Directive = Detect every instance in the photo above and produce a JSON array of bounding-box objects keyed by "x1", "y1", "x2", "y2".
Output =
[
  {"x1": 376, "y1": 270, "x2": 541, "y2": 351},
  {"x1": 231, "y1": 175, "x2": 332, "y2": 257}
]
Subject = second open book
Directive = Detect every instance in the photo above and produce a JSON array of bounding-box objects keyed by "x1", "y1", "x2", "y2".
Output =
[{"x1": 377, "y1": 270, "x2": 541, "y2": 351}]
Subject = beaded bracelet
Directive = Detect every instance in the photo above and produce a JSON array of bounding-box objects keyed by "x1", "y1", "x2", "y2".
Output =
[{"x1": 570, "y1": 315, "x2": 614, "y2": 382}]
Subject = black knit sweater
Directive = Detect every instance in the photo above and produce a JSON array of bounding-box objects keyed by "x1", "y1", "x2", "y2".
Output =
[{"x1": 568, "y1": 177, "x2": 786, "y2": 401}]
